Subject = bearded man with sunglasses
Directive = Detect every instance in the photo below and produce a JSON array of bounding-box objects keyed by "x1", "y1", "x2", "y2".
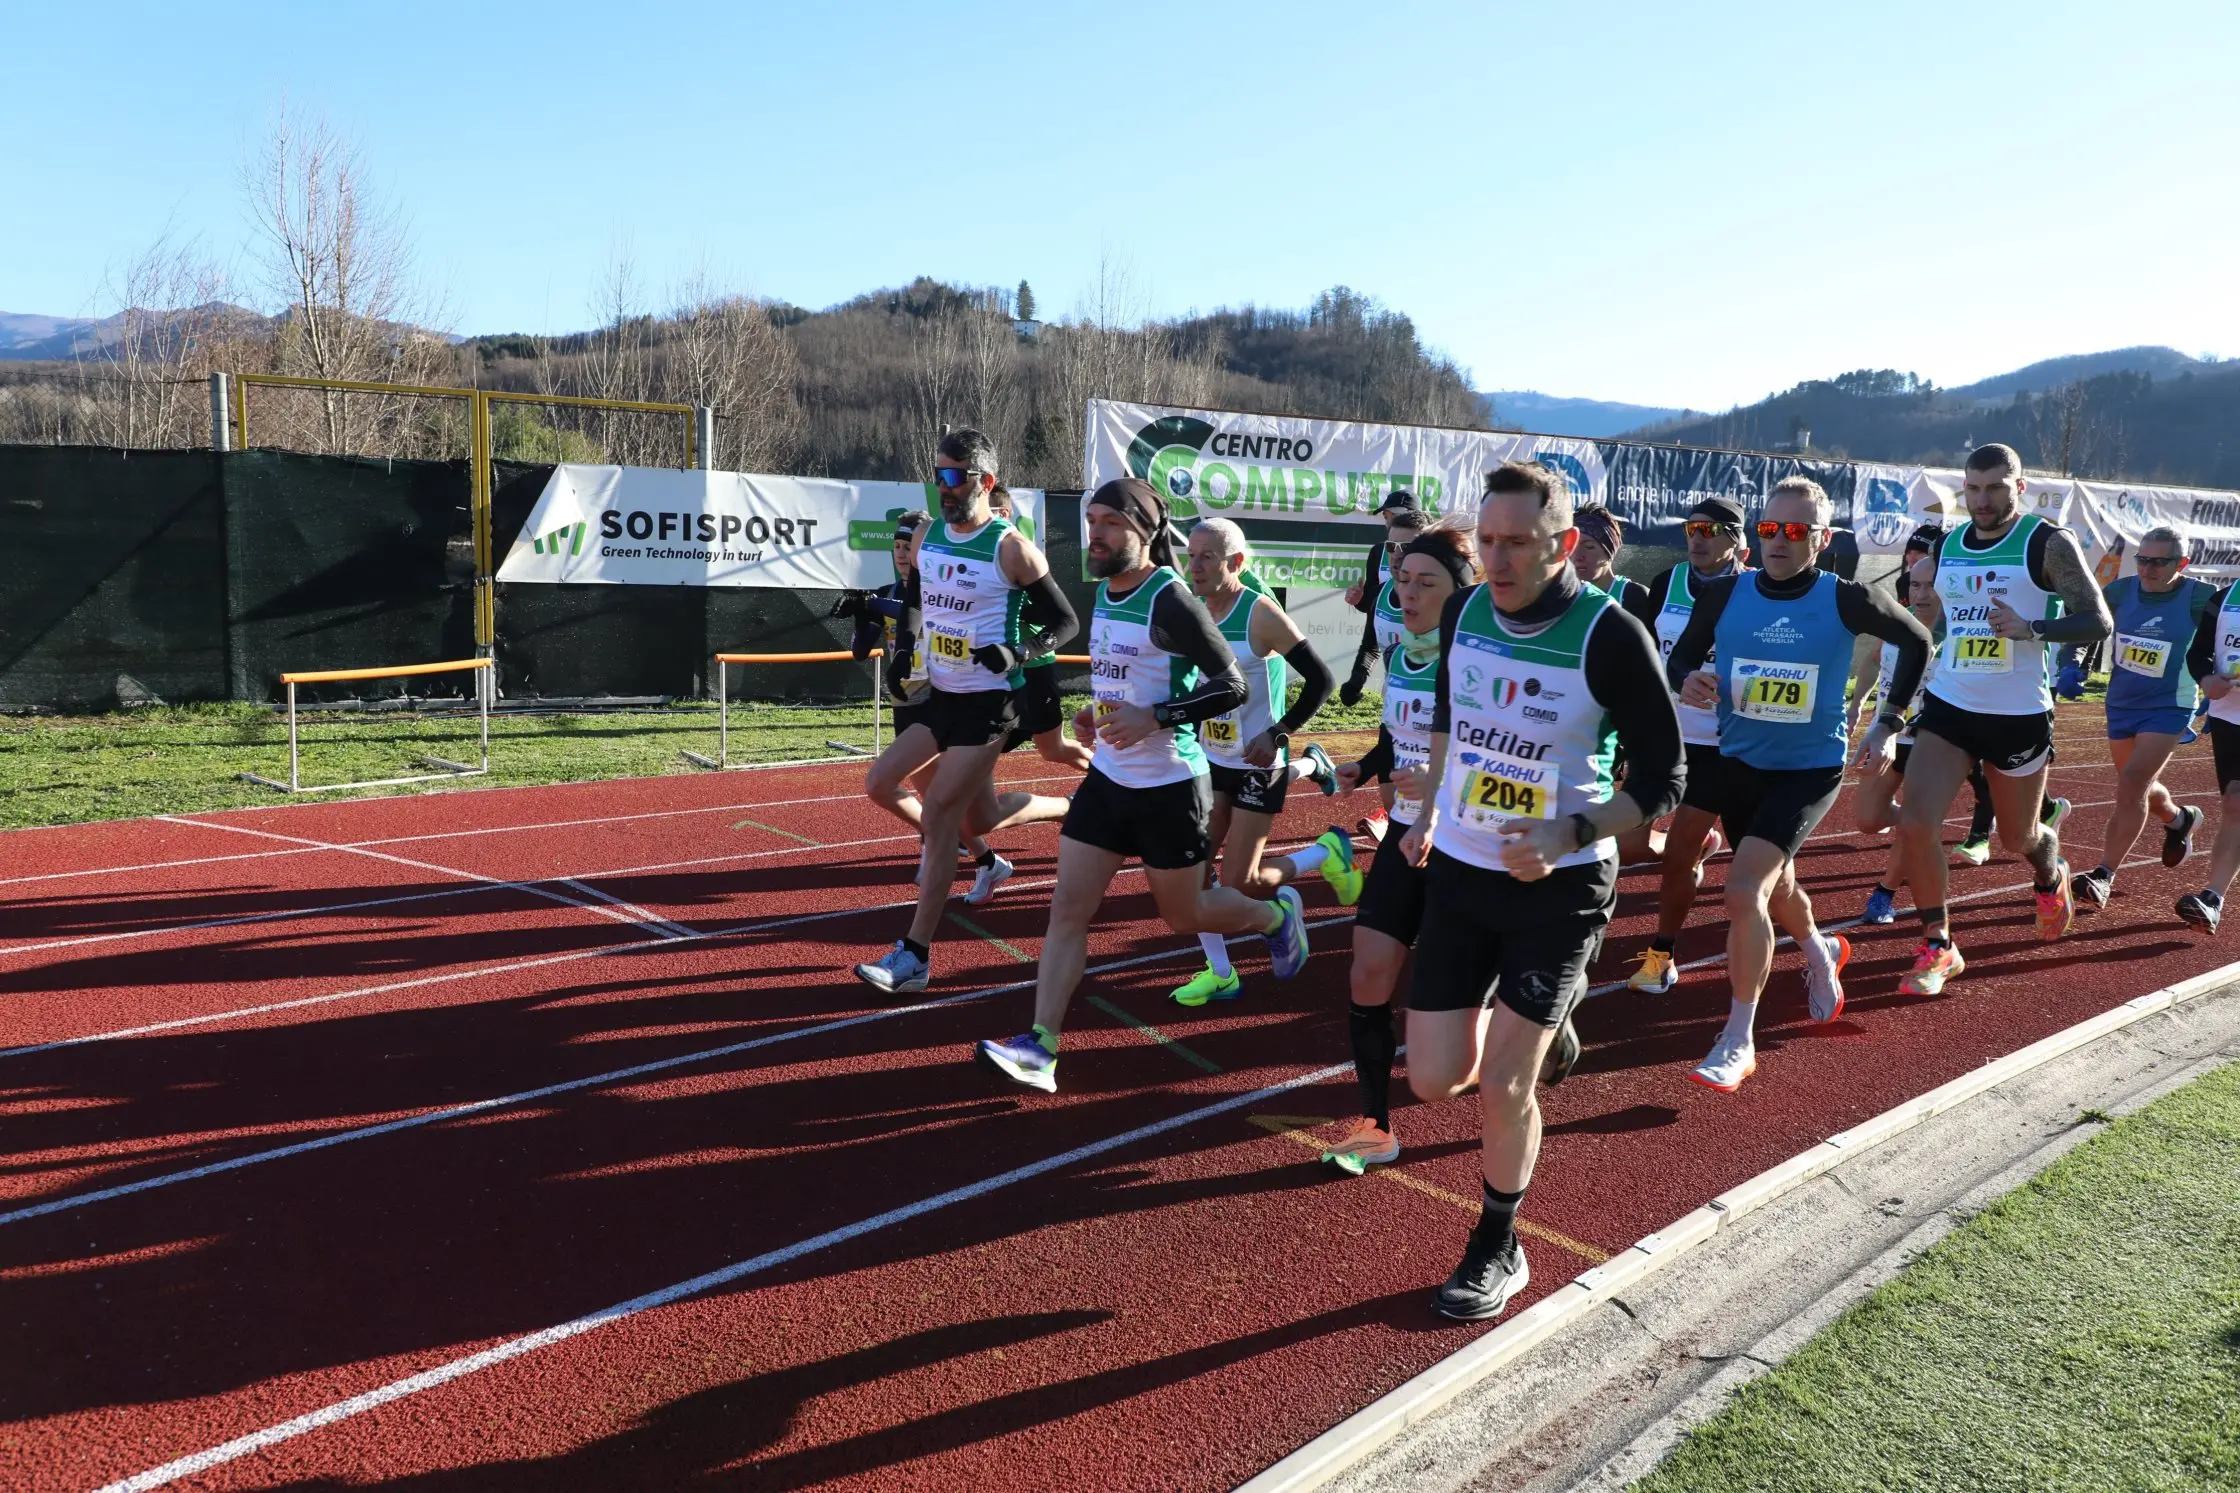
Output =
[
  {"x1": 1626, "y1": 497, "x2": 1749, "y2": 993},
  {"x1": 1666, "y1": 479, "x2": 1932, "y2": 1091},
  {"x1": 854, "y1": 428, "x2": 1079, "y2": 994},
  {"x1": 1891, "y1": 445, "x2": 2111, "y2": 993}
]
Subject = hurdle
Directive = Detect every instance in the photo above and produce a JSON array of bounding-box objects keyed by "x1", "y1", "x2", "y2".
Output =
[
  {"x1": 238, "y1": 658, "x2": 493, "y2": 793},
  {"x1": 687, "y1": 650, "x2": 886, "y2": 771}
]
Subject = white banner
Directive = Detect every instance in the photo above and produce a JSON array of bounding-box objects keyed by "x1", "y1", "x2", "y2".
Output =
[
  {"x1": 496, "y1": 466, "x2": 1044, "y2": 589},
  {"x1": 1083, "y1": 400, "x2": 1604, "y2": 527}
]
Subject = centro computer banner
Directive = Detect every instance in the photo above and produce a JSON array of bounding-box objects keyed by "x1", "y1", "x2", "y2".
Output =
[{"x1": 496, "y1": 465, "x2": 1044, "y2": 589}]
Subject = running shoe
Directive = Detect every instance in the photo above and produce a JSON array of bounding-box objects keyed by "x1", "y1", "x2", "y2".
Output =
[
  {"x1": 1627, "y1": 946, "x2": 1678, "y2": 994},
  {"x1": 1861, "y1": 886, "x2": 1898, "y2": 925},
  {"x1": 2042, "y1": 795, "x2": 2072, "y2": 831},
  {"x1": 1359, "y1": 809, "x2": 1389, "y2": 844},
  {"x1": 1953, "y1": 836, "x2": 1992, "y2": 866},
  {"x1": 2034, "y1": 859, "x2": 2075, "y2": 941},
  {"x1": 1541, "y1": 1017, "x2": 1582, "y2": 1086},
  {"x1": 2163, "y1": 804, "x2": 2203, "y2": 868},
  {"x1": 964, "y1": 854, "x2": 1015, "y2": 906},
  {"x1": 1805, "y1": 932, "x2": 1850, "y2": 1023},
  {"x1": 1265, "y1": 885, "x2": 1310, "y2": 979},
  {"x1": 1169, "y1": 963, "x2": 1242, "y2": 1006},
  {"x1": 2176, "y1": 891, "x2": 2222, "y2": 935},
  {"x1": 1687, "y1": 1034, "x2": 1756, "y2": 1093},
  {"x1": 1301, "y1": 742, "x2": 1340, "y2": 796},
  {"x1": 2182, "y1": 709, "x2": 2207, "y2": 747},
  {"x1": 854, "y1": 940, "x2": 929, "y2": 994},
  {"x1": 1899, "y1": 940, "x2": 1965, "y2": 995},
  {"x1": 1433, "y1": 1237, "x2": 1530, "y2": 1321},
  {"x1": 976, "y1": 1031, "x2": 1057, "y2": 1092},
  {"x1": 1322, "y1": 1116, "x2": 1399, "y2": 1175},
  {"x1": 2072, "y1": 866, "x2": 2114, "y2": 912},
  {"x1": 1315, "y1": 827, "x2": 1363, "y2": 906}
]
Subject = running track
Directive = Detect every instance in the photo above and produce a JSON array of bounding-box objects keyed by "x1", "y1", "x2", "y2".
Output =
[{"x1": 3, "y1": 711, "x2": 2231, "y2": 1491}]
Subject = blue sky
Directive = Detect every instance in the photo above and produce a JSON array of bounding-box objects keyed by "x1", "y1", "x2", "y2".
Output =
[{"x1": 4, "y1": 1, "x2": 2234, "y2": 410}]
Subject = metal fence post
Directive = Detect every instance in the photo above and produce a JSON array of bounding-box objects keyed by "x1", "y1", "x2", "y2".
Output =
[
  {"x1": 209, "y1": 373, "x2": 231, "y2": 451},
  {"x1": 286, "y1": 680, "x2": 300, "y2": 793},
  {"x1": 872, "y1": 653, "x2": 883, "y2": 756},
  {"x1": 694, "y1": 406, "x2": 715, "y2": 471}
]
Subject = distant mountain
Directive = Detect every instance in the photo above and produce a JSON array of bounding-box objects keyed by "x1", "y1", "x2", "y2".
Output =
[
  {"x1": 1482, "y1": 390, "x2": 1689, "y2": 438},
  {"x1": 0, "y1": 311, "x2": 99, "y2": 359},
  {"x1": 1947, "y1": 346, "x2": 2210, "y2": 403},
  {"x1": 0, "y1": 304, "x2": 464, "y2": 362}
]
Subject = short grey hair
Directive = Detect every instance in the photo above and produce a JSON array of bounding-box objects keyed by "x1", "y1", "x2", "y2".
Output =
[
  {"x1": 937, "y1": 426, "x2": 999, "y2": 477},
  {"x1": 2139, "y1": 525, "x2": 2185, "y2": 551},
  {"x1": 1191, "y1": 517, "x2": 1248, "y2": 560},
  {"x1": 1766, "y1": 476, "x2": 1833, "y2": 525}
]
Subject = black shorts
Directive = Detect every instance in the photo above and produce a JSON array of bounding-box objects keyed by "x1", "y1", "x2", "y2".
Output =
[
  {"x1": 891, "y1": 697, "x2": 929, "y2": 739},
  {"x1": 1354, "y1": 826, "x2": 1429, "y2": 946},
  {"x1": 1680, "y1": 742, "x2": 1731, "y2": 816},
  {"x1": 920, "y1": 686, "x2": 1017, "y2": 751},
  {"x1": 2212, "y1": 718, "x2": 2240, "y2": 792},
  {"x1": 1060, "y1": 766, "x2": 1211, "y2": 870},
  {"x1": 1915, "y1": 693, "x2": 2054, "y2": 777},
  {"x1": 1208, "y1": 760, "x2": 1289, "y2": 816},
  {"x1": 1003, "y1": 663, "x2": 1063, "y2": 751},
  {"x1": 1893, "y1": 738, "x2": 1912, "y2": 777},
  {"x1": 1720, "y1": 760, "x2": 1846, "y2": 859},
  {"x1": 1408, "y1": 851, "x2": 1615, "y2": 1026}
]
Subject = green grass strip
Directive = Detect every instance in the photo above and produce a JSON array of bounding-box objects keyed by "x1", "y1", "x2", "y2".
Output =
[{"x1": 1634, "y1": 1058, "x2": 2240, "y2": 1492}]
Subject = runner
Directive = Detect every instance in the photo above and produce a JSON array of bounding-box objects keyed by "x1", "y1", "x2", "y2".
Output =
[
  {"x1": 853, "y1": 429, "x2": 1078, "y2": 994},
  {"x1": 1401, "y1": 461, "x2": 1683, "y2": 1320},
  {"x1": 1665, "y1": 478, "x2": 1931, "y2": 1091},
  {"x1": 1626, "y1": 497, "x2": 1747, "y2": 992},
  {"x1": 2178, "y1": 572, "x2": 2240, "y2": 931},
  {"x1": 1317, "y1": 520, "x2": 1481, "y2": 1173},
  {"x1": 989, "y1": 484, "x2": 1096, "y2": 776},
  {"x1": 1168, "y1": 517, "x2": 1353, "y2": 1006},
  {"x1": 975, "y1": 479, "x2": 1312, "y2": 1092},
  {"x1": 2072, "y1": 525, "x2": 2210, "y2": 911},
  {"x1": 1573, "y1": 504, "x2": 1660, "y2": 865},
  {"x1": 1340, "y1": 490, "x2": 1427, "y2": 706},
  {"x1": 1894, "y1": 444, "x2": 2112, "y2": 993}
]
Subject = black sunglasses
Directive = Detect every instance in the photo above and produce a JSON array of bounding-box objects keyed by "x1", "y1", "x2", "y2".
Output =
[
  {"x1": 934, "y1": 467, "x2": 981, "y2": 490},
  {"x1": 2134, "y1": 554, "x2": 2184, "y2": 568}
]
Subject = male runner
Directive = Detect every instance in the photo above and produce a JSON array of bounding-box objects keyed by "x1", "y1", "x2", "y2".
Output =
[
  {"x1": 975, "y1": 479, "x2": 1312, "y2": 1092},
  {"x1": 854, "y1": 429, "x2": 1078, "y2": 994},
  {"x1": 2072, "y1": 525, "x2": 2210, "y2": 910},
  {"x1": 1167, "y1": 517, "x2": 1350, "y2": 1005},
  {"x1": 1401, "y1": 461, "x2": 1683, "y2": 1320},
  {"x1": 1894, "y1": 444, "x2": 2111, "y2": 993},
  {"x1": 1626, "y1": 497, "x2": 1747, "y2": 992},
  {"x1": 1574, "y1": 505, "x2": 1661, "y2": 865},
  {"x1": 1667, "y1": 479, "x2": 1931, "y2": 1091},
  {"x1": 989, "y1": 484, "x2": 1096, "y2": 775},
  {"x1": 2177, "y1": 578, "x2": 2240, "y2": 932},
  {"x1": 1340, "y1": 492, "x2": 1428, "y2": 707}
]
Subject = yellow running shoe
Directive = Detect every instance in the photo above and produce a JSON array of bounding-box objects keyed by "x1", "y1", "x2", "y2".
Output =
[
  {"x1": 1322, "y1": 1116, "x2": 1399, "y2": 1175},
  {"x1": 1316, "y1": 827, "x2": 1363, "y2": 907},
  {"x1": 1169, "y1": 964, "x2": 1242, "y2": 1006},
  {"x1": 1628, "y1": 946, "x2": 1677, "y2": 993}
]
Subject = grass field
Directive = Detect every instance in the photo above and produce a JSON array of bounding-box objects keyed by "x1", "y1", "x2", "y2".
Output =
[
  {"x1": 1633, "y1": 1058, "x2": 2240, "y2": 1493},
  {"x1": 0, "y1": 696, "x2": 1390, "y2": 830}
]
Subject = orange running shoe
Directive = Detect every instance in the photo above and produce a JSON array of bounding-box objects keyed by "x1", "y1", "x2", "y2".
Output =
[
  {"x1": 1899, "y1": 940, "x2": 1965, "y2": 995},
  {"x1": 2034, "y1": 860, "x2": 2075, "y2": 942},
  {"x1": 1322, "y1": 1116, "x2": 1399, "y2": 1175}
]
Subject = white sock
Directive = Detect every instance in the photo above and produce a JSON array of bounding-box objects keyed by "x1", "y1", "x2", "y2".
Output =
[
  {"x1": 1288, "y1": 756, "x2": 1317, "y2": 781},
  {"x1": 1720, "y1": 999, "x2": 1759, "y2": 1049},
  {"x1": 1288, "y1": 843, "x2": 1330, "y2": 875},
  {"x1": 1800, "y1": 927, "x2": 1833, "y2": 971},
  {"x1": 1199, "y1": 932, "x2": 1234, "y2": 978}
]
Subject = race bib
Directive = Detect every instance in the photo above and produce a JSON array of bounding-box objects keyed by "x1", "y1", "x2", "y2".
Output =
[
  {"x1": 1732, "y1": 660, "x2": 1819, "y2": 724},
  {"x1": 1203, "y1": 717, "x2": 1240, "y2": 748},
  {"x1": 1456, "y1": 759, "x2": 1560, "y2": 824},
  {"x1": 1949, "y1": 633, "x2": 2013, "y2": 673},
  {"x1": 927, "y1": 623, "x2": 972, "y2": 662},
  {"x1": 2115, "y1": 634, "x2": 2170, "y2": 679},
  {"x1": 1392, "y1": 743, "x2": 1430, "y2": 822},
  {"x1": 1093, "y1": 696, "x2": 1122, "y2": 721}
]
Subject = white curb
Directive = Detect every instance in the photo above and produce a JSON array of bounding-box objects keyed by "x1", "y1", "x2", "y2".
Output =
[{"x1": 1234, "y1": 957, "x2": 2240, "y2": 1493}]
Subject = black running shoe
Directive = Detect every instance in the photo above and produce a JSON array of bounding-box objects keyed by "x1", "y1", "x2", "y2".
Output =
[
  {"x1": 1433, "y1": 1236, "x2": 1530, "y2": 1321},
  {"x1": 2071, "y1": 867, "x2": 2113, "y2": 912},
  {"x1": 1541, "y1": 1017, "x2": 1581, "y2": 1087},
  {"x1": 2163, "y1": 805, "x2": 2203, "y2": 868},
  {"x1": 2176, "y1": 892, "x2": 2221, "y2": 936}
]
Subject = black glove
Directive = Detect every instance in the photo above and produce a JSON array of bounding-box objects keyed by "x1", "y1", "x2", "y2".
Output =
[
  {"x1": 886, "y1": 653, "x2": 915, "y2": 701},
  {"x1": 1339, "y1": 661, "x2": 1370, "y2": 709},
  {"x1": 972, "y1": 642, "x2": 1022, "y2": 676},
  {"x1": 829, "y1": 591, "x2": 872, "y2": 620}
]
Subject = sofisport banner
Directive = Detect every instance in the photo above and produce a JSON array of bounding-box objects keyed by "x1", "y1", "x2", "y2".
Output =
[{"x1": 496, "y1": 465, "x2": 1044, "y2": 589}]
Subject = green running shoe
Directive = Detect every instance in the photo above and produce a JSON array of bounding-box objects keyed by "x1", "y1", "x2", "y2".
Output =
[
  {"x1": 1315, "y1": 827, "x2": 1363, "y2": 906},
  {"x1": 1170, "y1": 963, "x2": 1243, "y2": 1006}
]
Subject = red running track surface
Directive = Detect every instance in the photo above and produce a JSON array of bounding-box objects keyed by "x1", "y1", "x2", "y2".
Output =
[{"x1": 3, "y1": 718, "x2": 2231, "y2": 1491}]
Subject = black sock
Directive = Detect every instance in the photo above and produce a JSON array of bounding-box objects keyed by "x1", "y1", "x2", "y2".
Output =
[
  {"x1": 2092, "y1": 863, "x2": 2114, "y2": 880},
  {"x1": 1874, "y1": 882, "x2": 1899, "y2": 899},
  {"x1": 1471, "y1": 1180, "x2": 1526, "y2": 1257},
  {"x1": 1650, "y1": 935, "x2": 1676, "y2": 954},
  {"x1": 1917, "y1": 906, "x2": 1948, "y2": 945},
  {"x1": 2202, "y1": 889, "x2": 2223, "y2": 907},
  {"x1": 1348, "y1": 1002, "x2": 1397, "y2": 1129},
  {"x1": 975, "y1": 849, "x2": 997, "y2": 868},
  {"x1": 902, "y1": 937, "x2": 929, "y2": 961},
  {"x1": 1967, "y1": 787, "x2": 1994, "y2": 840}
]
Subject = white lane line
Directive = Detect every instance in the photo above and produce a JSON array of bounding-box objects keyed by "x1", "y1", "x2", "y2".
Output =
[
  {"x1": 0, "y1": 846, "x2": 333, "y2": 890},
  {"x1": 553, "y1": 881, "x2": 694, "y2": 940},
  {"x1": 94, "y1": 1052, "x2": 1357, "y2": 1493},
  {"x1": 0, "y1": 915, "x2": 1343, "y2": 1228},
  {"x1": 159, "y1": 818, "x2": 687, "y2": 943}
]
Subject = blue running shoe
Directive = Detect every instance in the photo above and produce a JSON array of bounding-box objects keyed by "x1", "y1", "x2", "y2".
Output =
[
  {"x1": 976, "y1": 1030, "x2": 1057, "y2": 1092},
  {"x1": 2183, "y1": 707, "x2": 2207, "y2": 747},
  {"x1": 1301, "y1": 742, "x2": 1340, "y2": 796},
  {"x1": 1861, "y1": 886, "x2": 1897, "y2": 925},
  {"x1": 1265, "y1": 885, "x2": 1310, "y2": 979}
]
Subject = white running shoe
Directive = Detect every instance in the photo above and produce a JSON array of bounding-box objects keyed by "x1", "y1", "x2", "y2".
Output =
[
  {"x1": 1687, "y1": 1034, "x2": 1757, "y2": 1093},
  {"x1": 1804, "y1": 932, "x2": 1851, "y2": 1023},
  {"x1": 853, "y1": 940, "x2": 929, "y2": 994},
  {"x1": 964, "y1": 854, "x2": 1014, "y2": 906}
]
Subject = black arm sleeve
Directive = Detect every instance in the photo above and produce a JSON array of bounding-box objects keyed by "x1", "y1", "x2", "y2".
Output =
[
  {"x1": 891, "y1": 571, "x2": 922, "y2": 675},
  {"x1": 1356, "y1": 723, "x2": 1396, "y2": 784},
  {"x1": 1148, "y1": 583, "x2": 1249, "y2": 724},
  {"x1": 1351, "y1": 590, "x2": 1381, "y2": 671},
  {"x1": 1619, "y1": 575, "x2": 1660, "y2": 631},
  {"x1": 1835, "y1": 578, "x2": 1933, "y2": 716},
  {"x1": 1586, "y1": 608, "x2": 1685, "y2": 821},
  {"x1": 1353, "y1": 540, "x2": 1382, "y2": 615},
  {"x1": 1430, "y1": 587, "x2": 1470, "y2": 734},
  {"x1": 1662, "y1": 573, "x2": 1739, "y2": 688},
  {"x1": 1017, "y1": 570, "x2": 1079, "y2": 659},
  {"x1": 2189, "y1": 584, "x2": 2231, "y2": 682},
  {"x1": 1277, "y1": 637, "x2": 1333, "y2": 733}
]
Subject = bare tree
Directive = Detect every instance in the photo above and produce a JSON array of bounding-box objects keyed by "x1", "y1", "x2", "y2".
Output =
[
  {"x1": 903, "y1": 297, "x2": 964, "y2": 467},
  {"x1": 78, "y1": 230, "x2": 242, "y2": 448},
  {"x1": 2028, "y1": 380, "x2": 2121, "y2": 478},
  {"x1": 665, "y1": 268, "x2": 804, "y2": 471}
]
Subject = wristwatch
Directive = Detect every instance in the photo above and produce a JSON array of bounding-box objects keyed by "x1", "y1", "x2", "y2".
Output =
[
  {"x1": 1875, "y1": 711, "x2": 1906, "y2": 732},
  {"x1": 1268, "y1": 727, "x2": 1291, "y2": 752},
  {"x1": 1150, "y1": 701, "x2": 1177, "y2": 728},
  {"x1": 1570, "y1": 812, "x2": 1598, "y2": 851},
  {"x1": 2029, "y1": 618, "x2": 2048, "y2": 639}
]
